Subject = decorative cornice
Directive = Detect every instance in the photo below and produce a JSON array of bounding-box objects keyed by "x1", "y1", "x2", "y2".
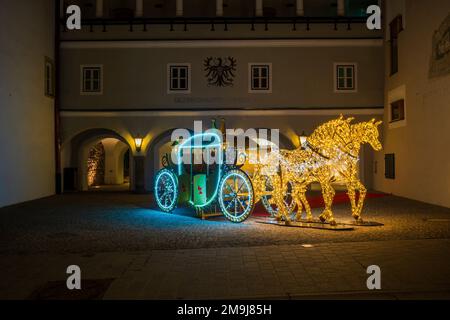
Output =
[
  {"x1": 60, "y1": 107, "x2": 383, "y2": 117},
  {"x1": 60, "y1": 38, "x2": 383, "y2": 49}
]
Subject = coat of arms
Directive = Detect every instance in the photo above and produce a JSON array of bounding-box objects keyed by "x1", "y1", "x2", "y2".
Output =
[{"x1": 204, "y1": 57, "x2": 237, "y2": 87}]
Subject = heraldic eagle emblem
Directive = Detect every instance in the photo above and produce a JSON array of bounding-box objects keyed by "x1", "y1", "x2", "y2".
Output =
[{"x1": 204, "y1": 57, "x2": 237, "y2": 87}]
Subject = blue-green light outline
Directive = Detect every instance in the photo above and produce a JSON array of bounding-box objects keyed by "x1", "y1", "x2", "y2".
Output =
[
  {"x1": 154, "y1": 169, "x2": 178, "y2": 211},
  {"x1": 176, "y1": 132, "x2": 223, "y2": 208},
  {"x1": 218, "y1": 170, "x2": 254, "y2": 222}
]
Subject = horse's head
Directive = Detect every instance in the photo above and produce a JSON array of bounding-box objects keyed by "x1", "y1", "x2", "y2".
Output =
[{"x1": 359, "y1": 119, "x2": 382, "y2": 151}]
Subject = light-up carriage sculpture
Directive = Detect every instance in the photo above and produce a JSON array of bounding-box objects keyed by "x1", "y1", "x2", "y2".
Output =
[
  {"x1": 154, "y1": 132, "x2": 257, "y2": 223},
  {"x1": 154, "y1": 116, "x2": 382, "y2": 226}
]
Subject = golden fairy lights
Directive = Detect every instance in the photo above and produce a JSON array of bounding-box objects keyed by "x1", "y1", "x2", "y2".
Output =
[{"x1": 253, "y1": 115, "x2": 382, "y2": 225}]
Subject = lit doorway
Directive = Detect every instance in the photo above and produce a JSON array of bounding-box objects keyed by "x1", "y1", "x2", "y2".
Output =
[{"x1": 86, "y1": 138, "x2": 130, "y2": 192}]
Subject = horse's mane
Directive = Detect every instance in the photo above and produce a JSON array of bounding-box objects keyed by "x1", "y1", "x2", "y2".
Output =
[{"x1": 305, "y1": 115, "x2": 353, "y2": 157}]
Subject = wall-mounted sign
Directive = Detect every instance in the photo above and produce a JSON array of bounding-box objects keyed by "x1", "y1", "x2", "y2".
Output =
[
  {"x1": 429, "y1": 13, "x2": 450, "y2": 78},
  {"x1": 204, "y1": 57, "x2": 237, "y2": 87}
]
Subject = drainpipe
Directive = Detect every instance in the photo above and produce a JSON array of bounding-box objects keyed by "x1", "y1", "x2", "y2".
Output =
[{"x1": 54, "y1": 0, "x2": 62, "y2": 194}]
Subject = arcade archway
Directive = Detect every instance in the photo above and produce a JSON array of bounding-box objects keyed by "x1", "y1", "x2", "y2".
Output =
[{"x1": 61, "y1": 128, "x2": 133, "y2": 192}]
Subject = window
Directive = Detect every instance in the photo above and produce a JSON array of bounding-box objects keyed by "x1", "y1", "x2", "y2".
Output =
[
  {"x1": 168, "y1": 64, "x2": 191, "y2": 93},
  {"x1": 249, "y1": 63, "x2": 272, "y2": 93},
  {"x1": 388, "y1": 85, "x2": 407, "y2": 128},
  {"x1": 385, "y1": 153, "x2": 395, "y2": 180},
  {"x1": 390, "y1": 15, "x2": 403, "y2": 75},
  {"x1": 44, "y1": 57, "x2": 54, "y2": 97},
  {"x1": 334, "y1": 63, "x2": 357, "y2": 92},
  {"x1": 81, "y1": 65, "x2": 103, "y2": 95},
  {"x1": 390, "y1": 99, "x2": 405, "y2": 122}
]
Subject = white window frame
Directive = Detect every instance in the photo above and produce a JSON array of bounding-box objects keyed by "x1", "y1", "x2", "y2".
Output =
[
  {"x1": 167, "y1": 63, "x2": 191, "y2": 94},
  {"x1": 334, "y1": 62, "x2": 358, "y2": 93},
  {"x1": 387, "y1": 84, "x2": 407, "y2": 129},
  {"x1": 80, "y1": 64, "x2": 103, "y2": 95},
  {"x1": 248, "y1": 63, "x2": 272, "y2": 93}
]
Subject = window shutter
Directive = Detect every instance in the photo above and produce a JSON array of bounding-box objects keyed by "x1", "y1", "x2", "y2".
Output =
[
  {"x1": 385, "y1": 153, "x2": 395, "y2": 179},
  {"x1": 390, "y1": 15, "x2": 403, "y2": 39}
]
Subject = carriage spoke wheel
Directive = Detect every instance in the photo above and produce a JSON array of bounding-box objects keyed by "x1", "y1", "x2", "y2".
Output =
[
  {"x1": 154, "y1": 169, "x2": 178, "y2": 212},
  {"x1": 218, "y1": 170, "x2": 254, "y2": 223},
  {"x1": 261, "y1": 175, "x2": 295, "y2": 217}
]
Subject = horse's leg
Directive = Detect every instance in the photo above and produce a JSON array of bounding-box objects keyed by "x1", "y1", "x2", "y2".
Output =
[
  {"x1": 274, "y1": 184, "x2": 290, "y2": 223},
  {"x1": 271, "y1": 175, "x2": 289, "y2": 223},
  {"x1": 299, "y1": 188, "x2": 312, "y2": 221},
  {"x1": 326, "y1": 184, "x2": 336, "y2": 225},
  {"x1": 354, "y1": 180, "x2": 367, "y2": 221},
  {"x1": 319, "y1": 182, "x2": 336, "y2": 225},
  {"x1": 274, "y1": 195, "x2": 283, "y2": 221},
  {"x1": 293, "y1": 185, "x2": 303, "y2": 221},
  {"x1": 346, "y1": 181, "x2": 358, "y2": 219},
  {"x1": 280, "y1": 179, "x2": 292, "y2": 225},
  {"x1": 269, "y1": 175, "x2": 282, "y2": 221}
]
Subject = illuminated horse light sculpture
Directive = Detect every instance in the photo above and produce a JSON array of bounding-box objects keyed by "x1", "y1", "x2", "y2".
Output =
[{"x1": 265, "y1": 116, "x2": 382, "y2": 225}]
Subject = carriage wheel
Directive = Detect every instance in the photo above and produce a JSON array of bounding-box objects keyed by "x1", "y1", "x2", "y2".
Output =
[
  {"x1": 261, "y1": 175, "x2": 295, "y2": 217},
  {"x1": 218, "y1": 169, "x2": 254, "y2": 223},
  {"x1": 154, "y1": 168, "x2": 178, "y2": 212}
]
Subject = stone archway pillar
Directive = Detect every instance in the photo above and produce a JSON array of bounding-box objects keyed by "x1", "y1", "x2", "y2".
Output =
[
  {"x1": 133, "y1": 156, "x2": 146, "y2": 193},
  {"x1": 146, "y1": 164, "x2": 155, "y2": 192}
]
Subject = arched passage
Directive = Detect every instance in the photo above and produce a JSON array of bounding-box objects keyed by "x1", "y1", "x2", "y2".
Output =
[
  {"x1": 61, "y1": 128, "x2": 133, "y2": 192},
  {"x1": 144, "y1": 128, "x2": 191, "y2": 192}
]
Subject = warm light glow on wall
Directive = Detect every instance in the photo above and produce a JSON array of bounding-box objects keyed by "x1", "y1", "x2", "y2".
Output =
[
  {"x1": 134, "y1": 137, "x2": 143, "y2": 152},
  {"x1": 87, "y1": 142, "x2": 105, "y2": 187}
]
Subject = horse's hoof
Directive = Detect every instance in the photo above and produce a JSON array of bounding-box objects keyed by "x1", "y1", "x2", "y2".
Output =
[
  {"x1": 285, "y1": 220, "x2": 292, "y2": 226},
  {"x1": 329, "y1": 220, "x2": 337, "y2": 226},
  {"x1": 319, "y1": 215, "x2": 326, "y2": 223}
]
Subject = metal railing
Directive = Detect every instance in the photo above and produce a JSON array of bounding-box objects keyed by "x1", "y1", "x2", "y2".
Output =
[{"x1": 61, "y1": 16, "x2": 369, "y2": 32}]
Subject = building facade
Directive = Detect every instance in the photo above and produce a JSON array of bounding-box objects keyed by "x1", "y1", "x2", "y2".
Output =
[
  {"x1": 58, "y1": 0, "x2": 384, "y2": 194},
  {"x1": 0, "y1": 0, "x2": 56, "y2": 208},
  {"x1": 6, "y1": 1, "x2": 448, "y2": 210},
  {"x1": 373, "y1": 0, "x2": 450, "y2": 208}
]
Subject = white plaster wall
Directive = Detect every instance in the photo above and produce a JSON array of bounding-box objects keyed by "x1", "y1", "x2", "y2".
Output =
[
  {"x1": 60, "y1": 44, "x2": 384, "y2": 110},
  {"x1": 102, "y1": 138, "x2": 128, "y2": 185},
  {"x1": 0, "y1": 0, "x2": 55, "y2": 207},
  {"x1": 373, "y1": 0, "x2": 450, "y2": 208}
]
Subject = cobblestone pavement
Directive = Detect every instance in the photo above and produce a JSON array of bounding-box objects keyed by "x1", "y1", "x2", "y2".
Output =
[
  {"x1": 0, "y1": 193, "x2": 450, "y2": 299},
  {"x1": 1, "y1": 239, "x2": 450, "y2": 299},
  {"x1": 0, "y1": 193, "x2": 449, "y2": 254}
]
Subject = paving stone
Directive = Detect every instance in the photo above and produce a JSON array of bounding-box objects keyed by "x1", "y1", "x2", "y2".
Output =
[{"x1": 1, "y1": 193, "x2": 450, "y2": 299}]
